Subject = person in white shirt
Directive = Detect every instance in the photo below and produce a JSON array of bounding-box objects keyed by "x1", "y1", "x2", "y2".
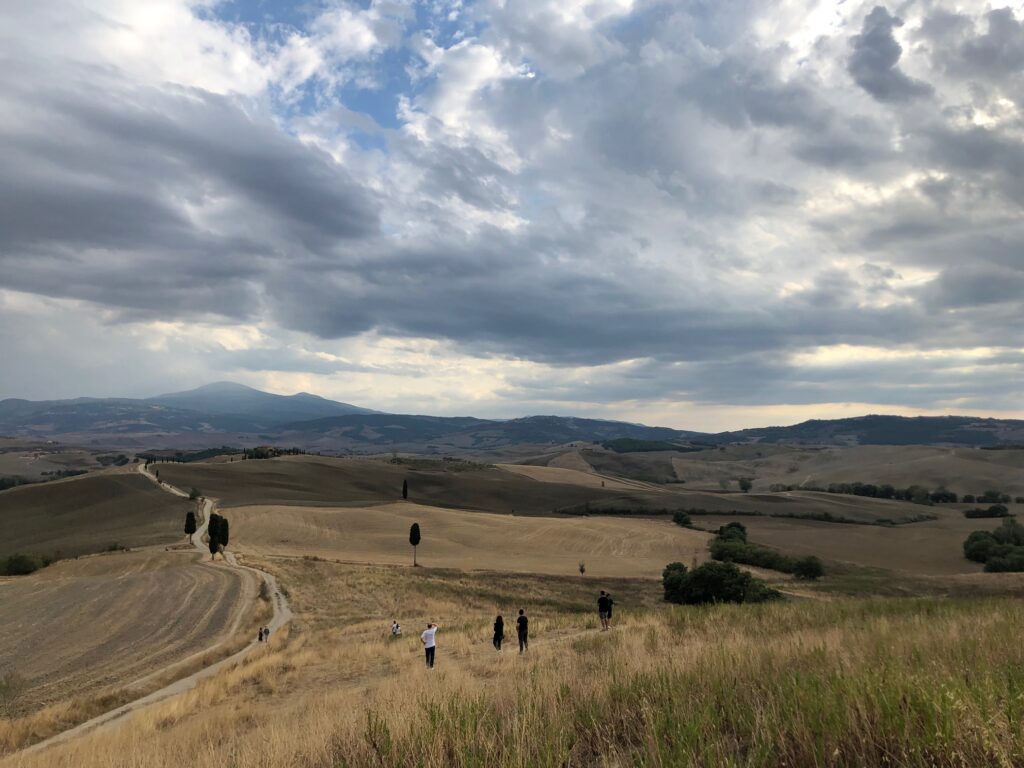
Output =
[
  {"x1": 391, "y1": 620, "x2": 402, "y2": 637},
  {"x1": 421, "y1": 622, "x2": 440, "y2": 668}
]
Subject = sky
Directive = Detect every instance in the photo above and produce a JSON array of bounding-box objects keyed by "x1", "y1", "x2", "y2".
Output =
[{"x1": 0, "y1": 0, "x2": 1022, "y2": 431}]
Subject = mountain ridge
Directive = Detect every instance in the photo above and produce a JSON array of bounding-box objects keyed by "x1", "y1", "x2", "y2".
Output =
[{"x1": 1, "y1": 384, "x2": 1022, "y2": 451}]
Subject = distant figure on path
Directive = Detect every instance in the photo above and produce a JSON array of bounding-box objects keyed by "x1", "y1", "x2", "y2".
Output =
[
  {"x1": 493, "y1": 615, "x2": 504, "y2": 651},
  {"x1": 391, "y1": 620, "x2": 402, "y2": 637},
  {"x1": 263, "y1": 626, "x2": 270, "y2": 642},
  {"x1": 421, "y1": 622, "x2": 439, "y2": 668},
  {"x1": 516, "y1": 609, "x2": 529, "y2": 653},
  {"x1": 598, "y1": 590, "x2": 611, "y2": 631},
  {"x1": 257, "y1": 628, "x2": 264, "y2": 642}
]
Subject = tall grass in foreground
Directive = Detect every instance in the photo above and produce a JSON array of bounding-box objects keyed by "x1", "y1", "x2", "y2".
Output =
[{"x1": 7, "y1": 593, "x2": 1024, "y2": 768}]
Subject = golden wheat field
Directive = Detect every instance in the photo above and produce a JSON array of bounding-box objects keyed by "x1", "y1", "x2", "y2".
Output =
[{"x1": 228, "y1": 501, "x2": 711, "y2": 578}]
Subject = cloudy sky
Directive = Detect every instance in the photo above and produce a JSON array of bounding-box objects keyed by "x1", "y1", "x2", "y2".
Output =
[{"x1": 0, "y1": 0, "x2": 1022, "y2": 430}]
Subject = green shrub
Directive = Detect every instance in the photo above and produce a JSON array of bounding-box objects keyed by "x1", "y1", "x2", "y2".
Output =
[
  {"x1": 717, "y1": 522, "x2": 747, "y2": 543},
  {"x1": 793, "y1": 556, "x2": 825, "y2": 580},
  {"x1": 710, "y1": 538, "x2": 796, "y2": 573},
  {"x1": 963, "y1": 504, "x2": 1010, "y2": 519},
  {"x1": 2, "y1": 553, "x2": 44, "y2": 576},
  {"x1": 672, "y1": 510, "x2": 692, "y2": 528},
  {"x1": 663, "y1": 561, "x2": 780, "y2": 605},
  {"x1": 983, "y1": 547, "x2": 1024, "y2": 572}
]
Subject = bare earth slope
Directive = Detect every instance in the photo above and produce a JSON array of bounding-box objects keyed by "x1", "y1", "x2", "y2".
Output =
[
  {"x1": 0, "y1": 551, "x2": 247, "y2": 711},
  {"x1": 0, "y1": 472, "x2": 194, "y2": 558}
]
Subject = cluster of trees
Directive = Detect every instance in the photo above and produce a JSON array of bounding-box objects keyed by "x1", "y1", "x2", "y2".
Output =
[
  {"x1": 1, "y1": 552, "x2": 52, "y2": 576},
  {"x1": 963, "y1": 519, "x2": 1024, "y2": 572},
  {"x1": 141, "y1": 447, "x2": 242, "y2": 464},
  {"x1": 662, "y1": 561, "x2": 781, "y2": 605},
  {"x1": 963, "y1": 504, "x2": 1011, "y2": 519},
  {"x1": 709, "y1": 523, "x2": 824, "y2": 579},
  {"x1": 672, "y1": 510, "x2": 692, "y2": 527},
  {"x1": 244, "y1": 446, "x2": 308, "y2": 460},
  {"x1": 769, "y1": 482, "x2": 1019, "y2": 506},
  {"x1": 208, "y1": 513, "x2": 230, "y2": 559}
]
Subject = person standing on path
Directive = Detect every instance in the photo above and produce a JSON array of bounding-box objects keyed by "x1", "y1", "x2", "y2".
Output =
[
  {"x1": 421, "y1": 622, "x2": 440, "y2": 668},
  {"x1": 598, "y1": 591, "x2": 611, "y2": 631},
  {"x1": 493, "y1": 615, "x2": 504, "y2": 651},
  {"x1": 516, "y1": 609, "x2": 529, "y2": 653}
]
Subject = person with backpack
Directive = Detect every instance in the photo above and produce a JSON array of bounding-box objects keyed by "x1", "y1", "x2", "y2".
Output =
[
  {"x1": 493, "y1": 615, "x2": 504, "y2": 651},
  {"x1": 598, "y1": 590, "x2": 611, "y2": 631},
  {"x1": 516, "y1": 609, "x2": 529, "y2": 653},
  {"x1": 421, "y1": 622, "x2": 440, "y2": 668}
]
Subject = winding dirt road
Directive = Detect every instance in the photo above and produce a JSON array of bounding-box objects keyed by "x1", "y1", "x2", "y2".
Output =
[{"x1": 19, "y1": 464, "x2": 292, "y2": 756}]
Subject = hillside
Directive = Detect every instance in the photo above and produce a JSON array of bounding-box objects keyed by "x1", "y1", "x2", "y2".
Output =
[
  {"x1": 709, "y1": 415, "x2": 1024, "y2": 447},
  {"x1": 0, "y1": 472, "x2": 193, "y2": 559}
]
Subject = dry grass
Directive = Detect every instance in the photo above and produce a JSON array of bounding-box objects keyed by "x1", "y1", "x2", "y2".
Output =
[
  {"x1": 7, "y1": 561, "x2": 1024, "y2": 768},
  {"x1": 229, "y1": 501, "x2": 711, "y2": 578}
]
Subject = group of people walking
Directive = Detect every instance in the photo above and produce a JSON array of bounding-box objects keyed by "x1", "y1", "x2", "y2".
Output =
[
  {"x1": 491, "y1": 608, "x2": 529, "y2": 653},
  {"x1": 403, "y1": 591, "x2": 614, "y2": 669},
  {"x1": 256, "y1": 626, "x2": 271, "y2": 643}
]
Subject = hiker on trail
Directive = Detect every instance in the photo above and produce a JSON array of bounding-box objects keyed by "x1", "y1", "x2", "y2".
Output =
[
  {"x1": 257, "y1": 628, "x2": 264, "y2": 643},
  {"x1": 516, "y1": 609, "x2": 529, "y2": 653},
  {"x1": 421, "y1": 623, "x2": 439, "y2": 668},
  {"x1": 263, "y1": 626, "x2": 270, "y2": 642},
  {"x1": 493, "y1": 615, "x2": 504, "y2": 651},
  {"x1": 391, "y1": 620, "x2": 402, "y2": 637},
  {"x1": 598, "y1": 590, "x2": 611, "y2": 631}
]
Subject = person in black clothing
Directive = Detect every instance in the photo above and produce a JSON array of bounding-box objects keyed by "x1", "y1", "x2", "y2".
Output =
[
  {"x1": 493, "y1": 615, "x2": 504, "y2": 651},
  {"x1": 606, "y1": 593, "x2": 614, "y2": 627},
  {"x1": 598, "y1": 590, "x2": 611, "y2": 631},
  {"x1": 516, "y1": 609, "x2": 528, "y2": 653}
]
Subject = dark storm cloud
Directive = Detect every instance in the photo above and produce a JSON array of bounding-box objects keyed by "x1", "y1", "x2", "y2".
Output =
[
  {"x1": 0, "y1": 66, "x2": 378, "y2": 319},
  {"x1": 2, "y1": 0, "x2": 1023, "y2": 415},
  {"x1": 848, "y1": 6, "x2": 933, "y2": 102}
]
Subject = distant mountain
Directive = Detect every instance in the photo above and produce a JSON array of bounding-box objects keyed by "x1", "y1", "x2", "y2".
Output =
[
  {"x1": 707, "y1": 415, "x2": 1024, "y2": 447},
  {"x1": 0, "y1": 382, "x2": 376, "y2": 443},
  {"x1": 150, "y1": 382, "x2": 376, "y2": 422},
  {"x1": 2, "y1": 384, "x2": 1022, "y2": 452}
]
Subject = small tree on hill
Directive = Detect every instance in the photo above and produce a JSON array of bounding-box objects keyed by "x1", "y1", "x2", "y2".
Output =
[
  {"x1": 402, "y1": 479, "x2": 408, "y2": 500},
  {"x1": 409, "y1": 523, "x2": 421, "y2": 566},
  {"x1": 220, "y1": 518, "x2": 230, "y2": 550},
  {"x1": 578, "y1": 560, "x2": 586, "y2": 575},
  {"x1": 793, "y1": 556, "x2": 824, "y2": 580},
  {"x1": 672, "y1": 510, "x2": 692, "y2": 528},
  {"x1": 738, "y1": 478, "x2": 753, "y2": 493},
  {"x1": 184, "y1": 511, "x2": 197, "y2": 543}
]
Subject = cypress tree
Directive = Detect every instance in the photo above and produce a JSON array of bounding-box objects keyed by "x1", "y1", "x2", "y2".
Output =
[
  {"x1": 184, "y1": 511, "x2": 197, "y2": 542},
  {"x1": 402, "y1": 479, "x2": 408, "y2": 500},
  {"x1": 409, "y1": 523, "x2": 421, "y2": 566}
]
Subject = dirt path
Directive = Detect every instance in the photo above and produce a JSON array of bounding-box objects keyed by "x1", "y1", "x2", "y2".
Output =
[{"x1": 19, "y1": 465, "x2": 293, "y2": 756}]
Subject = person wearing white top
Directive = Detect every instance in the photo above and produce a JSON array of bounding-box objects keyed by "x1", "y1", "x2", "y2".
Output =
[
  {"x1": 421, "y1": 623, "x2": 440, "y2": 668},
  {"x1": 391, "y1": 620, "x2": 402, "y2": 637}
]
